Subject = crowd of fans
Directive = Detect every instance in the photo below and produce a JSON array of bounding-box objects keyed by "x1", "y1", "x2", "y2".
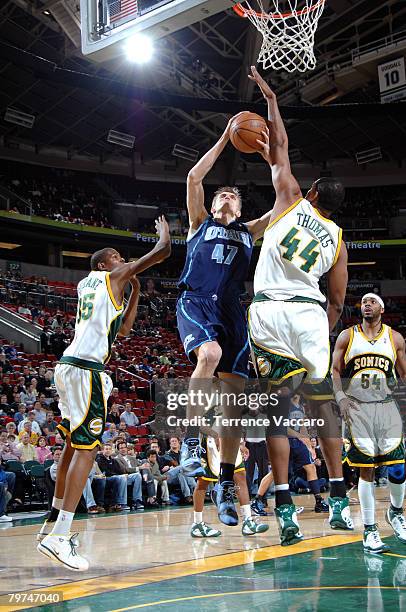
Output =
[{"x1": 1, "y1": 162, "x2": 405, "y2": 237}]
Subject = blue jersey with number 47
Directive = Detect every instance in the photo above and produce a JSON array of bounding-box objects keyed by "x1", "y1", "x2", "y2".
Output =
[{"x1": 178, "y1": 216, "x2": 253, "y2": 297}]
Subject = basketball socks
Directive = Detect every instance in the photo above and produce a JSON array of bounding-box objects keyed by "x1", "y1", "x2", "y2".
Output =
[
  {"x1": 194, "y1": 511, "x2": 203, "y2": 523},
  {"x1": 358, "y1": 479, "x2": 375, "y2": 527},
  {"x1": 329, "y1": 478, "x2": 347, "y2": 498},
  {"x1": 274, "y1": 484, "x2": 292, "y2": 507},
  {"x1": 240, "y1": 504, "x2": 251, "y2": 520},
  {"x1": 50, "y1": 509, "x2": 75, "y2": 537},
  {"x1": 48, "y1": 497, "x2": 63, "y2": 522},
  {"x1": 219, "y1": 463, "x2": 234, "y2": 485},
  {"x1": 389, "y1": 481, "x2": 406, "y2": 512},
  {"x1": 308, "y1": 479, "x2": 322, "y2": 502}
]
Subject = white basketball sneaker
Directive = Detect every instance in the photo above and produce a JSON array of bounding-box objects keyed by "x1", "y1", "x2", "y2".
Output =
[
  {"x1": 386, "y1": 507, "x2": 406, "y2": 543},
  {"x1": 190, "y1": 522, "x2": 221, "y2": 538},
  {"x1": 37, "y1": 533, "x2": 89, "y2": 571},
  {"x1": 363, "y1": 525, "x2": 390, "y2": 554}
]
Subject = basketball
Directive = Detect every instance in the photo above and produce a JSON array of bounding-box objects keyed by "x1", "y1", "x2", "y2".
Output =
[{"x1": 229, "y1": 111, "x2": 268, "y2": 154}]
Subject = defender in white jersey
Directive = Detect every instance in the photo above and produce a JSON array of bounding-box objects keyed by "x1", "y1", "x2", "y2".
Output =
[
  {"x1": 37, "y1": 217, "x2": 170, "y2": 572},
  {"x1": 248, "y1": 66, "x2": 352, "y2": 546},
  {"x1": 333, "y1": 293, "x2": 406, "y2": 553}
]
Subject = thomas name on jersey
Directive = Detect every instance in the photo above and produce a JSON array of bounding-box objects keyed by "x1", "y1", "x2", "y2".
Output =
[{"x1": 296, "y1": 212, "x2": 334, "y2": 248}]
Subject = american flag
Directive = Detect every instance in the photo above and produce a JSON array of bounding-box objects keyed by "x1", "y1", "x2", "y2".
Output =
[{"x1": 108, "y1": 0, "x2": 138, "y2": 24}]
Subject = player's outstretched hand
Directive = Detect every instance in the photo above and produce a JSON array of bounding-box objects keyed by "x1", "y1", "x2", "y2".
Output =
[
  {"x1": 223, "y1": 112, "x2": 247, "y2": 138},
  {"x1": 338, "y1": 396, "x2": 359, "y2": 424},
  {"x1": 248, "y1": 66, "x2": 275, "y2": 100},
  {"x1": 256, "y1": 127, "x2": 271, "y2": 162},
  {"x1": 155, "y1": 215, "x2": 170, "y2": 240}
]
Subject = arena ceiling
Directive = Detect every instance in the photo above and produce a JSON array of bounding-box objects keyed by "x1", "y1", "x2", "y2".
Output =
[{"x1": 0, "y1": 0, "x2": 406, "y2": 175}]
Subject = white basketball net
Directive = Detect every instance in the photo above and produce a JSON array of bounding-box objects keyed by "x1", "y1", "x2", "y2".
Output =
[{"x1": 234, "y1": 0, "x2": 326, "y2": 73}]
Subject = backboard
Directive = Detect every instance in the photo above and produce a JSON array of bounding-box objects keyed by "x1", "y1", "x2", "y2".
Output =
[{"x1": 80, "y1": 0, "x2": 232, "y2": 62}]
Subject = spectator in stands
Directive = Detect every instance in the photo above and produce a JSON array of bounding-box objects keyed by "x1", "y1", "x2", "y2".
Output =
[
  {"x1": 115, "y1": 441, "x2": 145, "y2": 510},
  {"x1": 102, "y1": 423, "x2": 118, "y2": 444},
  {"x1": 167, "y1": 367, "x2": 176, "y2": 379},
  {"x1": 18, "y1": 411, "x2": 41, "y2": 436},
  {"x1": 4, "y1": 342, "x2": 17, "y2": 360},
  {"x1": 108, "y1": 387, "x2": 120, "y2": 407},
  {"x1": 83, "y1": 461, "x2": 106, "y2": 514},
  {"x1": 150, "y1": 440, "x2": 195, "y2": 502},
  {"x1": 40, "y1": 327, "x2": 50, "y2": 354},
  {"x1": 42, "y1": 411, "x2": 58, "y2": 437},
  {"x1": 120, "y1": 402, "x2": 140, "y2": 427},
  {"x1": 0, "y1": 430, "x2": 22, "y2": 462},
  {"x1": 31, "y1": 400, "x2": 47, "y2": 428},
  {"x1": 117, "y1": 422, "x2": 131, "y2": 442},
  {"x1": 49, "y1": 327, "x2": 68, "y2": 359},
  {"x1": 18, "y1": 421, "x2": 39, "y2": 445},
  {"x1": 36, "y1": 366, "x2": 48, "y2": 393},
  {"x1": 138, "y1": 358, "x2": 154, "y2": 378},
  {"x1": 9, "y1": 392, "x2": 24, "y2": 415},
  {"x1": 96, "y1": 443, "x2": 128, "y2": 512},
  {"x1": 18, "y1": 304, "x2": 31, "y2": 317},
  {"x1": 107, "y1": 404, "x2": 122, "y2": 426},
  {"x1": 14, "y1": 404, "x2": 27, "y2": 425},
  {"x1": 5, "y1": 422, "x2": 17, "y2": 437},
  {"x1": 116, "y1": 373, "x2": 133, "y2": 394},
  {"x1": 0, "y1": 464, "x2": 15, "y2": 522},
  {"x1": 0, "y1": 353, "x2": 12, "y2": 374},
  {"x1": 20, "y1": 383, "x2": 37, "y2": 406},
  {"x1": 35, "y1": 436, "x2": 53, "y2": 464},
  {"x1": 147, "y1": 449, "x2": 170, "y2": 505},
  {"x1": 0, "y1": 375, "x2": 13, "y2": 403},
  {"x1": 17, "y1": 432, "x2": 37, "y2": 462},
  {"x1": 0, "y1": 395, "x2": 10, "y2": 417},
  {"x1": 49, "y1": 447, "x2": 62, "y2": 482},
  {"x1": 53, "y1": 432, "x2": 64, "y2": 446}
]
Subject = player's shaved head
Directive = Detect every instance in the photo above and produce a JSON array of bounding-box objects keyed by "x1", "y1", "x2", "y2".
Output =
[
  {"x1": 309, "y1": 178, "x2": 345, "y2": 213},
  {"x1": 90, "y1": 248, "x2": 116, "y2": 271}
]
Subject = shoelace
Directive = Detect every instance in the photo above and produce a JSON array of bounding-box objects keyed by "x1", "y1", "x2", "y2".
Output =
[
  {"x1": 395, "y1": 513, "x2": 406, "y2": 529},
  {"x1": 189, "y1": 445, "x2": 206, "y2": 459},
  {"x1": 370, "y1": 531, "x2": 382, "y2": 545},
  {"x1": 222, "y1": 485, "x2": 237, "y2": 504}
]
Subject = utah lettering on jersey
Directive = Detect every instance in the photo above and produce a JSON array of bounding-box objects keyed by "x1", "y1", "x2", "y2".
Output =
[
  {"x1": 204, "y1": 225, "x2": 251, "y2": 247},
  {"x1": 295, "y1": 212, "x2": 334, "y2": 248}
]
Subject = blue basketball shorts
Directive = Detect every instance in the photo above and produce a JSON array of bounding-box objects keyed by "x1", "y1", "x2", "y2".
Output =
[{"x1": 176, "y1": 292, "x2": 249, "y2": 378}]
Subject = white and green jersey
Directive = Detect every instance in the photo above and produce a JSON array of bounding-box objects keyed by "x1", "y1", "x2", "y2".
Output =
[
  {"x1": 254, "y1": 198, "x2": 342, "y2": 303},
  {"x1": 63, "y1": 271, "x2": 124, "y2": 365},
  {"x1": 343, "y1": 324, "x2": 397, "y2": 402}
]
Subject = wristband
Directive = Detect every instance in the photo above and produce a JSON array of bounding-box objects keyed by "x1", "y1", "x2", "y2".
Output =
[{"x1": 335, "y1": 391, "x2": 347, "y2": 404}]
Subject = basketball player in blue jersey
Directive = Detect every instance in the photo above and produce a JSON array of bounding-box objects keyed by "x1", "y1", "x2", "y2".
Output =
[{"x1": 177, "y1": 115, "x2": 274, "y2": 526}]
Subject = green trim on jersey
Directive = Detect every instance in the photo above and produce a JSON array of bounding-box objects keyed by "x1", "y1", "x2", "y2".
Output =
[
  {"x1": 253, "y1": 292, "x2": 323, "y2": 307},
  {"x1": 59, "y1": 356, "x2": 104, "y2": 371},
  {"x1": 104, "y1": 312, "x2": 123, "y2": 363}
]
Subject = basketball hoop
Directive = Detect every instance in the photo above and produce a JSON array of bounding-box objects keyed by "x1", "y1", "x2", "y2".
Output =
[{"x1": 232, "y1": 0, "x2": 326, "y2": 73}]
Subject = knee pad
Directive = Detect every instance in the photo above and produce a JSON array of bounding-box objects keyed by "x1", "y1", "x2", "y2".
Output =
[{"x1": 389, "y1": 463, "x2": 406, "y2": 484}]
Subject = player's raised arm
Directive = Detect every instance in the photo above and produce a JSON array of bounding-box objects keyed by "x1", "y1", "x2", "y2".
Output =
[
  {"x1": 326, "y1": 241, "x2": 348, "y2": 332},
  {"x1": 187, "y1": 117, "x2": 237, "y2": 230},
  {"x1": 392, "y1": 330, "x2": 406, "y2": 382},
  {"x1": 118, "y1": 276, "x2": 140, "y2": 337},
  {"x1": 110, "y1": 216, "x2": 171, "y2": 302},
  {"x1": 249, "y1": 66, "x2": 301, "y2": 215}
]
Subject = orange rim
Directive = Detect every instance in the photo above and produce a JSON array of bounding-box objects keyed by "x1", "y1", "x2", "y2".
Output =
[{"x1": 233, "y1": 0, "x2": 325, "y2": 20}]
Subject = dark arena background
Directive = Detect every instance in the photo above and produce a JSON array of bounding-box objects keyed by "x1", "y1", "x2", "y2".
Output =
[{"x1": 0, "y1": 0, "x2": 406, "y2": 610}]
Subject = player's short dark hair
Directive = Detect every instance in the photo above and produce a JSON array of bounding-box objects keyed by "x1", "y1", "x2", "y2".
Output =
[
  {"x1": 90, "y1": 248, "x2": 114, "y2": 271},
  {"x1": 214, "y1": 186, "x2": 242, "y2": 208},
  {"x1": 313, "y1": 178, "x2": 345, "y2": 212}
]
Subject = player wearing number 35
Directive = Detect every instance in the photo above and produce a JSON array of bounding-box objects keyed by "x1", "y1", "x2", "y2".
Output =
[
  {"x1": 37, "y1": 216, "x2": 171, "y2": 572},
  {"x1": 177, "y1": 110, "x2": 274, "y2": 527}
]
